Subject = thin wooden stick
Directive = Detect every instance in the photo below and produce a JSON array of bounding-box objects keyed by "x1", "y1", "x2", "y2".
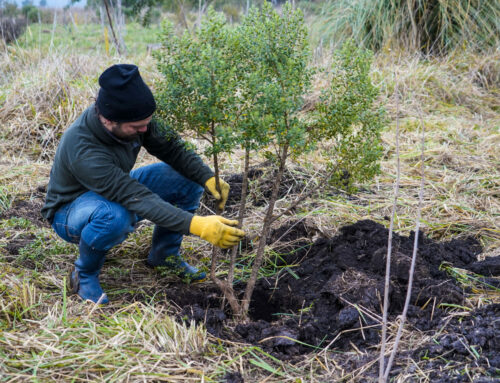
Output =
[
  {"x1": 383, "y1": 106, "x2": 426, "y2": 381},
  {"x1": 379, "y1": 71, "x2": 401, "y2": 383},
  {"x1": 102, "y1": 0, "x2": 122, "y2": 55}
]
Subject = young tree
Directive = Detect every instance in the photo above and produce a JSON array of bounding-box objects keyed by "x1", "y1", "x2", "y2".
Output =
[
  {"x1": 155, "y1": 8, "x2": 240, "y2": 208},
  {"x1": 155, "y1": 3, "x2": 385, "y2": 320},
  {"x1": 155, "y1": 8, "x2": 254, "y2": 314}
]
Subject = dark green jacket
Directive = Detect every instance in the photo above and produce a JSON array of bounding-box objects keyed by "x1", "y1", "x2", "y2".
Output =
[{"x1": 41, "y1": 105, "x2": 214, "y2": 234}]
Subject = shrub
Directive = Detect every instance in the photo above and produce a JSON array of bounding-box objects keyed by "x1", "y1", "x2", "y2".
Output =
[
  {"x1": 155, "y1": 3, "x2": 385, "y2": 319},
  {"x1": 0, "y1": 17, "x2": 26, "y2": 44},
  {"x1": 21, "y1": 4, "x2": 38, "y2": 23}
]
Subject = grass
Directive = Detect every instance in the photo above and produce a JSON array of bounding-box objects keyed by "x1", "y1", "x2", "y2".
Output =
[
  {"x1": 15, "y1": 22, "x2": 160, "y2": 55},
  {"x1": 312, "y1": 0, "x2": 500, "y2": 53},
  {"x1": 0, "y1": 13, "x2": 499, "y2": 382}
]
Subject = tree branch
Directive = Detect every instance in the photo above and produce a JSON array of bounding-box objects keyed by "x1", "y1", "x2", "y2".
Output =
[
  {"x1": 228, "y1": 149, "x2": 250, "y2": 286},
  {"x1": 379, "y1": 71, "x2": 401, "y2": 383},
  {"x1": 383, "y1": 106, "x2": 426, "y2": 381}
]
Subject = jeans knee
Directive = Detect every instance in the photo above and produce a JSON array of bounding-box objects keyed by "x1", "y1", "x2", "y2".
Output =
[
  {"x1": 193, "y1": 184, "x2": 204, "y2": 200},
  {"x1": 184, "y1": 183, "x2": 204, "y2": 211},
  {"x1": 85, "y1": 202, "x2": 135, "y2": 250},
  {"x1": 105, "y1": 204, "x2": 134, "y2": 234}
]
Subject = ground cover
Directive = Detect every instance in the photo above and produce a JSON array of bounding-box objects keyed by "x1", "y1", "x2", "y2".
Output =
[{"x1": 0, "y1": 16, "x2": 499, "y2": 383}]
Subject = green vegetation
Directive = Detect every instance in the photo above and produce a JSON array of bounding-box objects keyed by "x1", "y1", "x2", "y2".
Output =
[
  {"x1": 155, "y1": 4, "x2": 384, "y2": 318},
  {"x1": 314, "y1": 0, "x2": 500, "y2": 53}
]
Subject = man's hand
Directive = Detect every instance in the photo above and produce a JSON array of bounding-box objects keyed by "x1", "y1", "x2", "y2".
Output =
[
  {"x1": 190, "y1": 215, "x2": 245, "y2": 249},
  {"x1": 205, "y1": 177, "x2": 230, "y2": 211}
]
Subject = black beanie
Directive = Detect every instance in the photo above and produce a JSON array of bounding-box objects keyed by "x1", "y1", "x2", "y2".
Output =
[{"x1": 96, "y1": 64, "x2": 156, "y2": 122}]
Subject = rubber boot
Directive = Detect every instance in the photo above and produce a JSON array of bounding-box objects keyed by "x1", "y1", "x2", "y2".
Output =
[
  {"x1": 68, "y1": 240, "x2": 109, "y2": 304},
  {"x1": 146, "y1": 225, "x2": 206, "y2": 282}
]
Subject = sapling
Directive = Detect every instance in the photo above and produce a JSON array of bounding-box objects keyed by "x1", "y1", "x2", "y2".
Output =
[
  {"x1": 155, "y1": 8, "x2": 263, "y2": 315},
  {"x1": 382, "y1": 107, "x2": 425, "y2": 381},
  {"x1": 379, "y1": 72, "x2": 401, "y2": 383},
  {"x1": 155, "y1": 4, "x2": 385, "y2": 320},
  {"x1": 238, "y1": 5, "x2": 385, "y2": 318}
]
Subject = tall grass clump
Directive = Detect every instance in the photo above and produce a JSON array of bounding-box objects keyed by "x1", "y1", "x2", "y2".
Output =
[
  {"x1": 315, "y1": 0, "x2": 500, "y2": 53},
  {"x1": 0, "y1": 48, "x2": 110, "y2": 160}
]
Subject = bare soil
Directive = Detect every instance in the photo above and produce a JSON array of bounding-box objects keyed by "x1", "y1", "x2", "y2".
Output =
[{"x1": 167, "y1": 219, "x2": 499, "y2": 380}]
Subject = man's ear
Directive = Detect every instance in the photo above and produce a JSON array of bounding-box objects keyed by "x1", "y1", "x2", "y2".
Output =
[{"x1": 98, "y1": 114, "x2": 113, "y2": 128}]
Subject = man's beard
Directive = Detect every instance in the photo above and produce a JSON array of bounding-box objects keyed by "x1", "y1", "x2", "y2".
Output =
[{"x1": 111, "y1": 124, "x2": 140, "y2": 142}]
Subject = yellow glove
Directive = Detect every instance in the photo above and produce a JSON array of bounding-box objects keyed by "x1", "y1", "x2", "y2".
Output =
[
  {"x1": 190, "y1": 215, "x2": 245, "y2": 249},
  {"x1": 205, "y1": 177, "x2": 230, "y2": 211}
]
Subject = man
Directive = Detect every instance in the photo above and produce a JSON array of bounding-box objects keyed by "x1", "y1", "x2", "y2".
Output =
[{"x1": 41, "y1": 64, "x2": 245, "y2": 304}]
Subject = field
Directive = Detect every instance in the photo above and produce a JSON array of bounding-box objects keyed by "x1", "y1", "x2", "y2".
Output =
[{"x1": 0, "y1": 7, "x2": 499, "y2": 383}]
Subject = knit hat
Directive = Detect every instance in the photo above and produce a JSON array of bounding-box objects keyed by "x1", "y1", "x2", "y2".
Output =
[{"x1": 96, "y1": 64, "x2": 156, "y2": 122}]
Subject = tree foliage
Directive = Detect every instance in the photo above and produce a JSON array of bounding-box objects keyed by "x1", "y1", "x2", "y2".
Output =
[
  {"x1": 314, "y1": 41, "x2": 384, "y2": 191},
  {"x1": 155, "y1": 7, "x2": 242, "y2": 157},
  {"x1": 155, "y1": 2, "x2": 385, "y2": 319}
]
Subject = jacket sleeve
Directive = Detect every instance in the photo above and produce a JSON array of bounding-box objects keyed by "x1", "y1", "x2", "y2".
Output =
[
  {"x1": 142, "y1": 120, "x2": 214, "y2": 186},
  {"x1": 68, "y1": 145, "x2": 193, "y2": 234}
]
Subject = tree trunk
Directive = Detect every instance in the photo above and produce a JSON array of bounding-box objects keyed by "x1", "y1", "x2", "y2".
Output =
[
  {"x1": 207, "y1": 124, "x2": 244, "y2": 317},
  {"x1": 228, "y1": 149, "x2": 250, "y2": 286},
  {"x1": 241, "y1": 143, "x2": 289, "y2": 316}
]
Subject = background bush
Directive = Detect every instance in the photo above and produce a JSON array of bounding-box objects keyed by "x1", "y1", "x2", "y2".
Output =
[{"x1": 0, "y1": 17, "x2": 26, "y2": 44}]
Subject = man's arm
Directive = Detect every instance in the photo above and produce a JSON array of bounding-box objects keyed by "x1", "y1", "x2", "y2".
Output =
[
  {"x1": 142, "y1": 120, "x2": 214, "y2": 186},
  {"x1": 69, "y1": 148, "x2": 193, "y2": 234}
]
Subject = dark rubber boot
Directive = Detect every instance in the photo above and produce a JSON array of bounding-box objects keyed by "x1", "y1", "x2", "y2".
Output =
[
  {"x1": 147, "y1": 225, "x2": 206, "y2": 282},
  {"x1": 68, "y1": 240, "x2": 109, "y2": 304}
]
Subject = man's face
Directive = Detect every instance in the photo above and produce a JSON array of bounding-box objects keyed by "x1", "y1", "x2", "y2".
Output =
[{"x1": 102, "y1": 116, "x2": 152, "y2": 142}]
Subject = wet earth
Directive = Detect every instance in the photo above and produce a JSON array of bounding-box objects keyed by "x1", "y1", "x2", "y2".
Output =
[{"x1": 171, "y1": 219, "x2": 500, "y2": 380}]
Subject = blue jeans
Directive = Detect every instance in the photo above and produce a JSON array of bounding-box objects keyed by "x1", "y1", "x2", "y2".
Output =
[{"x1": 51, "y1": 163, "x2": 204, "y2": 255}]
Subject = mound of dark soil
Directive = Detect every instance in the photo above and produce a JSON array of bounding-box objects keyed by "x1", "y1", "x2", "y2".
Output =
[
  {"x1": 169, "y1": 220, "x2": 498, "y2": 363},
  {"x1": 234, "y1": 220, "x2": 484, "y2": 357}
]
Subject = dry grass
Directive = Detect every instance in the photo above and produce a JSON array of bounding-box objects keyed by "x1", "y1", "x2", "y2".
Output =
[
  {"x1": 0, "y1": 39, "x2": 499, "y2": 382},
  {"x1": 0, "y1": 46, "x2": 159, "y2": 161}
]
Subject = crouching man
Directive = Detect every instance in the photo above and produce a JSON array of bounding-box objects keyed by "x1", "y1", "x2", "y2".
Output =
[{"x1": 41, "y1": 64, "x2": 244, "y2": 304}]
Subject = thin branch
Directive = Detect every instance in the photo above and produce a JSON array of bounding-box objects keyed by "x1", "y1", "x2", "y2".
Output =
[
  {"x1": 379, "y1": 71, "x2": 401, "y2": 383},
  {"x1": 210, "y1": 122, "x2": 221, "y2": 282},
  {"x1": 102, "y1": 0, "x2": 122, "y2": 55},
  {"x1": 383, "y1": 106, "x2": 426, "y2": 381}
]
